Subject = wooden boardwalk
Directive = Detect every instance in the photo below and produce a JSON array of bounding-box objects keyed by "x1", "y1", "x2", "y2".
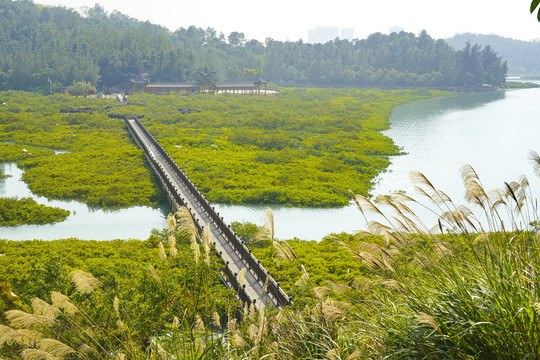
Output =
[{"x1": 124, "y1": 117, "x2": 290, "y2": 309}]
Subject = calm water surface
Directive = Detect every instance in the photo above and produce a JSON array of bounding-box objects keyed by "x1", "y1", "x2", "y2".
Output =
[
  {"x1": 2, "y1": 87, "x2": 540, "y2": 241},
  {"x1": 0, "y1": 163, "x2": 168, "y2": 240},
  {"x1": 216, "y1": 87, "x2": 540, "y2": 238}
]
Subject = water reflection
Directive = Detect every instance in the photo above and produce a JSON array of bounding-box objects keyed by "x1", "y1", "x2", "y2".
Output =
[
  {"x1": 2, "y1": 88, "x2": 539, "y2": 241},
  {"x1": 216, "y1": 89, "x2": 540, "y2": 240},
  {"x1": 392, "y1": 90, "x2": 506, "y2": 123},
  {"x1": 372, "y1": 87, "x2": 540, "y2": 228},
  {"x1": 0, "y1": 163, "x2": 168, "y2": 240}
]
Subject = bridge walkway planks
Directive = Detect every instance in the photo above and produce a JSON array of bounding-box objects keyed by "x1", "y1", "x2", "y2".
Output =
[{"x1": 125, "y1": 118, "x2": 289, "y2": 309}]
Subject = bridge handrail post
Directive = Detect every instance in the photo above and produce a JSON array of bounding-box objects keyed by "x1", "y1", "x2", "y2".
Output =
[{"x1": 127, "y1": 116, "x2": 286, "y2": 308}]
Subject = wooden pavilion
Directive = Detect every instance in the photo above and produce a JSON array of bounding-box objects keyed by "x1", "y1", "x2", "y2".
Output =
[{"x1": 130, "y1": 67, "x2": 272, "y2": 95}]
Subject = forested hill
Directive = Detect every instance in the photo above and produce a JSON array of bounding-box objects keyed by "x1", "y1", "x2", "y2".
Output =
[
  {"x1": 446, "y1": 33, "x2": 540, "y2": 76},
  {"x1": 0, "y1": 1, "x2": 507, "y2": 93}
]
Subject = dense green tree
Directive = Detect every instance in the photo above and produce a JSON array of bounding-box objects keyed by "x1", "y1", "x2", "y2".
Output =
[
  {"x1": 446, "y1": 33, "x2": 537, "y2": 76},
  {"x1": 0, "y1": 197, "x2": 70, "y2": 226},
  {"x1": 0, "y1": 1, "x2": 507, "y2": 93}
]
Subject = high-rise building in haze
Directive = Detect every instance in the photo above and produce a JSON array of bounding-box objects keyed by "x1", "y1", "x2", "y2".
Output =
[
  {"x1": 340, "y1": 28, "x2": 354, "y2": 41},
  {"x1": 308, "y1": 27, "x2": 339, "y2": 44},
  {"x1": 389, "y1": 26, "x2": 404, "y2": 34}
]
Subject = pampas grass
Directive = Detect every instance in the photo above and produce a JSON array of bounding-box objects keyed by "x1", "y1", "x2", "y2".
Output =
[
  {"x1": 5, "y1": 310, "x2": 55, "y2": 329},
  {"x1": 38, "y1": 338, "x2": 76, "y2": 358},
  {"x1": 175, "y1": 207, "x2": 199, "y2": 242},
  {"x1": 31, "y1": 298, "x2": 61, "y2": 320},
  {"x1": 70, "y1": 270, "x2": 102, "y2": 294},
  {"x1": 50, "y1": 292, "x2": 78, "y2": 315},
  {"x1": 345, "y1": 161, "x2": 540, "y2": 359}
]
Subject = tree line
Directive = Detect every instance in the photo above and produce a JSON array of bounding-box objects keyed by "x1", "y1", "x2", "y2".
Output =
[
  {"x1": 446, "y1": 33, "x2": 540, "y2": 76},
  {"x1": 0, "y1": 1, "x2": 507, "y2": 93}
]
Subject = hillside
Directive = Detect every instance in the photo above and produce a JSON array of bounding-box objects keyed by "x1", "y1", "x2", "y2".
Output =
[
  {"x1": 0, "y1": 0, "x2": 507, "y2": 92},
  {"x1": 446, "y1": 33, "x2": 540, "y2": 76}
]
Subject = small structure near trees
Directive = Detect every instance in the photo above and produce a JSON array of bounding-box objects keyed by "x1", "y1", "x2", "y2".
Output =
[{"x1": 131, "y1": 67, "x2": 274, "y2": 96}]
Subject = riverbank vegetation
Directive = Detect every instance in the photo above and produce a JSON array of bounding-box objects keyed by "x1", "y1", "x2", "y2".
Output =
[
  {"x1": 0, "y1": 91, "x2": 163, "y2": 208},
  {"x1": 122, "y1": 88, "x2": 446, "y2": 206},
  {"x1": 0, "y1": 197, "x2": 70, "y2": 226},
  {"x1": 0, "y1": 89, "x2": 447, "y2": 208},
  {"x1": 2, "y1": 157, "x2": 540, "y2": 358},
  {"x1": 0, "y1": 227, "x2": 234, "y2": 358},
  {"x1": 0, "y1": 1, "x2": 507, "y2": 92},
  {"x1": 505, "y1": 80, "x2": 540, "y2": 88}
]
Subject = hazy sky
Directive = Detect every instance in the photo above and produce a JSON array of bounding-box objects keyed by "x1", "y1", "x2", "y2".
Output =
[{"x1": 35, "y1": 0, "x2": 540, "y2": 42}]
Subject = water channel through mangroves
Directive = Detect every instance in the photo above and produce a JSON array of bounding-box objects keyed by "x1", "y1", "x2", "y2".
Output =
[{"x1": 2, "y1": 85, "x2": 540, "y2": 241}]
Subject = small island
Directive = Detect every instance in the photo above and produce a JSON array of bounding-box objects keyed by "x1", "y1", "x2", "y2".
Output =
[{"x1": 0, "y1": 197, "x2": 70, "y2": 226}]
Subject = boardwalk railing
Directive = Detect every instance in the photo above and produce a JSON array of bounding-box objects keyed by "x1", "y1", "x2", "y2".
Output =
[{"x1": 123, "y1": 115, "x2": 291, "y2": 308}]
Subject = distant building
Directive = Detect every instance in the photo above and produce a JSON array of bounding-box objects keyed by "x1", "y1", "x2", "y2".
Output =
[
  {"x1": 308, "y1": 27, "x2": 339, "y2": 44},
  {"x1": 389, "y1": 26, "x2": 404, "y2": 34},
  {"x1": 131, "y1": 67, "x2": 274, "y2": 96},
  {"x1": 340, "y1": 28, "x2": 354, "y2": 41},
  {"x1": 308, "y1": 27, "x2": 356, "y2": 43}
]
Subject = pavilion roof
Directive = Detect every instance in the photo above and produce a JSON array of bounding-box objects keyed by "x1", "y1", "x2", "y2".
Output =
[
  {"x1": 146, "y1": 83, "x2": 200, "y2": 89},
  {"x1": 215, "y1": 82, "x2": 263, "y2": 89},
  {"x1": 198, "y1": 78, "x2": 216, "y2": 84},
  {"x1": 131, "y1": 73, "x2": 148, "y2": 84},
  {"x1": 199, "y1": 65, "x2": 216, "y2": 77},
  {"x1": 254, "y1": 74, "x2": 268, "y2": 83}
]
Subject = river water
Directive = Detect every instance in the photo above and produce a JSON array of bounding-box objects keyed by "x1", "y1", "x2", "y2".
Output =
[
  {"x1": 216, "y1": 87, "x2": 540, "y2": 238},
  {"x1": 2, "y1": 86, "x2": 540, "y2": 241},
  {"x1": 0, "y1": 163, "x2": 168, "y2": 240}
]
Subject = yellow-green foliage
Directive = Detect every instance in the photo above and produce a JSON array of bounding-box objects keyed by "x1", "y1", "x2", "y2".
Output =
[
  {"x1": 0, "y1": 143, "x2": 55, "y2": 161},
  {"x1": 0, "y1": 238, "x2": 157, "y2": 303},
  {"x1": 123, "y1": 88, "x2": 447, "y2": 207},
  {"x1": 0, "y1": 231, "x2": 231, "y2": 346},
  {"x1": 0, "y1": 91, "x2": 162, "y2": 208},
  {"x1": 250, "y1": 233, "x2": 384, "y2": 303},
  {"x1": 0, "y1": 197, "x2": 70, "y2": 226},
  {"x1": 0, "y1": 88, "x2": 447, "y2": 209}
]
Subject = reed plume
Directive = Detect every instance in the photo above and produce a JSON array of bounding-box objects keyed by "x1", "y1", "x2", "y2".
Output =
[
  {"x1": 31, "y1": 298, "x2": 61, "y2": 320},
  {"x1": 0, "y1": 324, "x2": 38, "y2": 347},
  {"x1": 274, "y1": 240, "x2": 298, "y2": 263},
  {"x1": 50, "y1": 292, "x2": 78, "y2": 315},
  {"x1": 38, "y1": 338, "x2": 76, "y2": 358},
  {"x1": 5, "y1": 310, "x2": 55, "y2": 329},
  {"x1": 166, "y1": 213, "x2": 177, "y2": 230},
  {"x1": 260, "y1": 274, "x2": 270, "y2": 299},
  {"x1": 20, "y1": 348, "x2": 57, "y2": 360},
  {"x1": 237, "y1": 267, "x2": 247, "y2": 286},
  {"x1": 529, "y1": 150, "x2": 540, "y2": 176},
  {"x1": 253, "y1": 207, "x2": 275, "y2": 245},
  {"x1": 113, "y1": 296, "x2": 120, "y2": 315},
  {"x1": 147, "y1": 265, "x2": 162, "y2": 287},
  {"x1": 168, "y1": 234, "x2": 177, "y2": 258},
  {"x1": 70, "y1": 270, "x2": 102, "y2": 294},
  {"x1": 175, "y1": 206, "x2": 199, "y2": 242},
  {"x1": 201, "y1": 226, "x2": 211, "y2": 266}
]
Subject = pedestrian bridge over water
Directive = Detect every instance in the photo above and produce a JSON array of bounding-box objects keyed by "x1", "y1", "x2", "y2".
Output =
[{"x1": 123, "y1": 116, "x2": 291, "y2": 309}]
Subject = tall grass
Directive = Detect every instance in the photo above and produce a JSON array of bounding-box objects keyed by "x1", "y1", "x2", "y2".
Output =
[
  {"x1": 3, "y1": 155, "x2": 540, "y2": 359},
  {"x1": 344, "y1": 152, "x2": 540, "y2": 359}
]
